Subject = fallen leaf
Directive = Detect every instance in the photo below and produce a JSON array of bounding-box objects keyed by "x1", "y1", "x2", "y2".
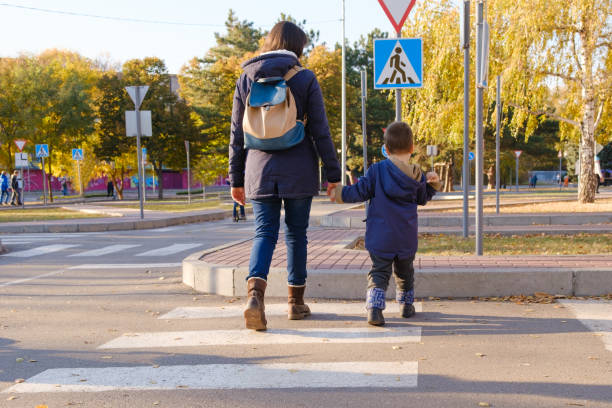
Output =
[
  {"x1": 101, "y1": 356, "x2": 113, "y2": 359},
  {"x1": 567, "y1": 404, "x2": 585, "y2": 407},
  {"x1": 176, "y1": 385, "x2": 189, "y2": 389},
  {"x1": 28, "y1": 359, "x2": 37, "y2": 363},
  {"x1": 14, "y1": 379, "x2": 24, "y2": 384},
  {"x1": 6, "y1": 395, "x2": 17, "y2": 400},
  {"x1": 152, "y1": 364, "x2": 160, "y2": 368},
  {"x1": 521, "y1": 363, "x2": 531, "y2": 366},
  {"x1": 587, "y1": 356, "x2": 599, "y2": 360},
  {"x1": 15, "y1": 358, "x2": 24, "y2": 363},
  {"x1": 478, "y1": 403, "x2": 491, "y2": 407},
  {"x1": 288, "y1": 369, "x2": 299, "y2": 373},
  {"x1": 392, "y1": 346, "x2": 402, "y2": 350},
  {"x1": 35, "y1": 405, "x2": 48, "y2": 408},
  {"x1": 476, "y1": 353, "x2": 486, "y2": 358},
  {"x1": 158, "y1": 277, "x2": 165, "y2": 280},
  {"x1": 153, "y1": 401, "x2": 160, "y2": 406}
]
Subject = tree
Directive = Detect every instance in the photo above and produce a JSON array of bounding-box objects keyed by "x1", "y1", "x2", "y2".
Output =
[{"x1": 491, "y1": 0, "x2": 611, "y2": 202}]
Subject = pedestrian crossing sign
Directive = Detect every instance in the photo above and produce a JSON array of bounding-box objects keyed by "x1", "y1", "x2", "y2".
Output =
[
  {"x1": 35, "y1": 144, "x2": 49, "y2": 158},
  {"x1": 374, "y1": 38, "x2": 423, "y2": 89},
  {"x1": 72, "y1": 148, "x2": 84, "y2": 161}
]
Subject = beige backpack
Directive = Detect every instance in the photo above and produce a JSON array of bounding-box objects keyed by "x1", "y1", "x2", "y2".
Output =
[{"x1": 243, "y1": 66, "x2": 305, "y2": 150}]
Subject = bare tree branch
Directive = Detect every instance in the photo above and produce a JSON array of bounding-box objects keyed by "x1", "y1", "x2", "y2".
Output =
[
  {"x1": 507, "y1": 102, "x2": 581, "y2": 128},
  {"x1": 571, "y1": 34, "x2": 584, "y2": 74},
  {"x1": 596, "y1": 40, "x2": 611, "y2": 49},
  {"x1": 539, "y1": 70, "x2": 580, "y2": 84}
]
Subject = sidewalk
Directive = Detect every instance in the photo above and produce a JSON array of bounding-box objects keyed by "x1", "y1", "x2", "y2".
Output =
[{"x1": 183, "y1": 229, "x2": 612, "y2": 299}]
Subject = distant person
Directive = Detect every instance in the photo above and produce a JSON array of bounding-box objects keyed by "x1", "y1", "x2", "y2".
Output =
[
  {"x1": 330, "y1": 121, "x2": 441, "y2": 326},
  {"x1": 107, "y1": 180, "x2": 115, "y2": 198},
  {"x1": 61, "y1": 176, "x2": 68, "y2": 196},
  {"x1": 0, "y1": 171, "x2": 9, "y2": 205},
  {"x1": 229, "y1": 21, "x2": 341, "y2": 331},
  {"x1": 532, "y1": 174, "x2": 538, "y2": 188},
  {"x1": 563, "y1": 174, "x2": 569, "y2": 188},
  {"x1": 9, "y1": 170, "x2": 21, "y2": 206}
]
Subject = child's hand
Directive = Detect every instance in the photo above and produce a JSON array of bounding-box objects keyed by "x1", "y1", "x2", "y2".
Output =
[{"x1": 426, "y1": 172, "x2": 440, "y2": 184}]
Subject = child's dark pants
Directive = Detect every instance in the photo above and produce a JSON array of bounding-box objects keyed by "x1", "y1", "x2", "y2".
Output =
[{"x1": 367, "y1": 254, "x2": 415, "y2": 292}]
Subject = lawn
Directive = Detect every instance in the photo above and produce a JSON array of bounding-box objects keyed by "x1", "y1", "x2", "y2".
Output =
[
  {"x1": 438, "y1": 198, "x2": 612, "y2": 213},
  {"x1": 105, "y1": 200, "x2": 237, "y2": 212},
  {"x1": 353, "y1": 233, "x2": 612, "y2": 255},
  {"x1": 0, "y1": 208, "x2": 105, "y2": 222}
]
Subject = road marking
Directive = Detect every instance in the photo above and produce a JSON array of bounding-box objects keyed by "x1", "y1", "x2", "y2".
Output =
[
  {"x1": 135, "y1": 243, "x2": 201, "y2": 257},
  {"x1": 560, "y1": 300, "x2": 612, "y2": 352},
  {"x1": 3, "y1": 361, "x2": 418, "y2": 393},
  {"x1": 160, "y1": 302, "x2": 423, "y2": 319},
  {"x1": 0, "y1": 269, "x2": 67, "y2": 287},
  {"x1": 68, "y1": 244, "x2": 141, "y2": 257},
  {"x1": 1, "y1": 238, "x2": 58, "y2": 244},
  {"x1": 69, "y1": 263, "x2": 181, "y2": 269},
  {"x1": 2, "y1": 244, "x2": 79, "y2": 258},
  {"x1": 99, "y1": 327, "x2": 421, "y2": 349}
]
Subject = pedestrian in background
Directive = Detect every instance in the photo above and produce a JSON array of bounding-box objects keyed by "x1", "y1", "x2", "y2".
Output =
[
  {"x1": 10, "y1": 170, "x2": 21, "y2": 206},
  {"x1": 61, "y1": 176, "x2": 68, "y2": 196},
  {"x1": 107, "y1": 180, "x2": 115, "y2": 198},
  {"x1": 0, "y1": 171, "x2": 9, "y2": 205},
  {"x1": 229, "y1": 21, "x2": 341, "y2": 331}
]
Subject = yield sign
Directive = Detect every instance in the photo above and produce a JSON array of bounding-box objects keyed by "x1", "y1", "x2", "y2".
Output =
[
  {"x1": 514, "y1": 150, "x2": 522, "y2": 158},
  {"x1": 125, "y1": 86, "x2": 149, "y2": 110},
  {"x1": 378, "y1": 0, "x2": 417, "y2": 34},
  {"x1": 14, "y1": 139, "x2": 27, "y2": 152}
]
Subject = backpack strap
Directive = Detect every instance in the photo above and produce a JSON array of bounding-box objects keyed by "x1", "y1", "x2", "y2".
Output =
[{"x1": 283, "y1": 65, "x2": 304, "y2": 81}]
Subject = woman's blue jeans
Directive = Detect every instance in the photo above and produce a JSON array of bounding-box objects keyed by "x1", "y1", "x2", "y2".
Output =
[{"x1": 248, "y1": 197, "x2": 312, "y2": 286}]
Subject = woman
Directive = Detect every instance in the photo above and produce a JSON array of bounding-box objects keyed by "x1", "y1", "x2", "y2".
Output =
[{"x1": 229, "y1": 21, "x2": 341, "y2": 330}]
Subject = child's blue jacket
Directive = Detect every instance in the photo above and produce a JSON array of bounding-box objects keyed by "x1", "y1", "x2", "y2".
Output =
[{"x1": 338, "y1": 159, "x2": 436, "y2": 259}]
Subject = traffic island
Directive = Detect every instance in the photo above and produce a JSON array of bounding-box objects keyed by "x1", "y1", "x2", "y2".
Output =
[{"x1": 182, "y1": 229, "x2": 612, "y2": 299}]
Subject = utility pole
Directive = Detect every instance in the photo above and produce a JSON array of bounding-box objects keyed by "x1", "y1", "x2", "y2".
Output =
[
  {"x1": 461, "y1": 0, "x2": 470, "y2": 238},
  {"x1": 495, "y1": 75, "x2": 501, "y2": 215},
  {"x1": 360, "y1": 70, "x2": 368, "y2": 176},
  {"x1": 185, "y1": 140, "x2": 191, "y2": 204},
  {"x1": 341, "y1": 0, "x2": 347, "y2": 185}
]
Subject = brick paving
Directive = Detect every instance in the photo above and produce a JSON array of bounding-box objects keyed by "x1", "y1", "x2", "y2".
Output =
[{"x1": 201, "y1": 229, "x2": 612, "y2": 271}]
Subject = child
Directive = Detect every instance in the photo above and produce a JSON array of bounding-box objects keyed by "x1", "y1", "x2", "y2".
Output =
[{"x1": 331, "y1": 121, "x2": 440, "y2": 326}]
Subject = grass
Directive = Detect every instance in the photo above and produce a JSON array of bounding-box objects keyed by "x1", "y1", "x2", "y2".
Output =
[
  {"x1": 438, "y1": 197, "x2": 612, "y2": 213},
  {"x1": 0, "y1": 208, "x2": 105, "y2": 222},
  {"x1": 354, "y1": 233, "x2": 612, "y2": 255},
  {"x1": 107, "y1": 200, "x2": 237, "y2": 212}
]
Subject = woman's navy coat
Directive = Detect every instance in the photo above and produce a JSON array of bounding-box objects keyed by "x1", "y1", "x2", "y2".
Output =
[{"x1": 229, "y1": 51, "x2": 341, "y2": 199}]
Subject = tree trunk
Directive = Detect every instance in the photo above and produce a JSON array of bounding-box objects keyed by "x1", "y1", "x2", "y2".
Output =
[
  {"x1": 578, "y1": 26, "x2": 597, "y2": 204},
  {"x1": 156, "y1": 163, "x2": 164, "y2": 200}
]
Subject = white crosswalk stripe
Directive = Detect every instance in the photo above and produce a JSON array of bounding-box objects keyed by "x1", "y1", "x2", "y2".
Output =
[
  {"x1": 2, "y1": 244, "x2": 80, "y2": 258},
  {"x1": 69, "y1": 244, "x2": 141, "y2": 257},
  {"x1": 98, "y1": 327, "x2": 422, "y2": 349},
  {"x1": 560, "y1": 300, "x2": 612, "y2": 352},
  {"x1": 135, "y1": 243, "x2": 201, "y2": 257},
  {"x1": 3, "y1": 361, "x2": 418, "y2": 393},
  {"x1": 160, "y1": 302, "x2": 423, "y2": 319}
]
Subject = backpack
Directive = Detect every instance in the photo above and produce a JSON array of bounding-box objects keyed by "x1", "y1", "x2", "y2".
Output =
[{"x1": 243, "y1": 66, "x2": 305, "y2": 151}]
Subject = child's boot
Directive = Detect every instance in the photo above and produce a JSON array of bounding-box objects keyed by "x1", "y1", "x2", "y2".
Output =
[
  {"x1": 366, "y1": 287, "x2": 386, "y2": 326},
  {"x1": 397, "y1": 289, "x2": 415, "y2": 318}
]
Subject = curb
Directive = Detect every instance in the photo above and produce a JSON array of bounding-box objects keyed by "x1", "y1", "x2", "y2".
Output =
[
  {"x1": 0, "y1": 208, "x2": 253, "y2": 234},
  {"x1": 182, "y1": 248, "x2": 612, "y2": 299},
  {"x1": 311, "y1": 212, "x2": 612, "y2": 229}
]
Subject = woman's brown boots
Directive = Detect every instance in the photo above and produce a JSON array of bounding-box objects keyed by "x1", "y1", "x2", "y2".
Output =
[
  {"x1": 288, "y1": 285, "x2": 311, "y2": 320},
  {"x1": 244, "y1": 277, "x2": 267, "y2": 331}
]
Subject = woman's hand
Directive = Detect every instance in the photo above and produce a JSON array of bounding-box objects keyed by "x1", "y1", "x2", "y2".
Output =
[
  {"x1": 327, "y1": 182, "x2": 340, "y2": 202},
  {"x1": 231, "y1": 187, "x2": 246, "y2": 206}
]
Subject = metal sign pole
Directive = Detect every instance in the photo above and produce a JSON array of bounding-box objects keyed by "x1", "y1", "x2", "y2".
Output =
[
  {"x1": 395, "y1": 31, "x2": 402, "y2": 122},
  {"x1": 461, "y1": 0, "x2": 470, "y2": 238},
  {"x1": 515, "y1": 155, "x2": 519, "y2": 192},
  {"x1": 360, "y1": 70, "x2": 368, "y2": 175},
  {"x1": 41, "y1": 156, "x2": 47, "y2": 206},
  {"x1": 185, "y1": 140, "x2": 191, "y2": 204},
  {"x1": 495, "y1": 75, "x2": 501, "y2": 214},
  {"x1": 20, "y1": 169, "x2": 24, "y2": 208},
  {"x1": 559, "y1": 153, "x2": 562, "y2": 191},
  {"x1": 77, "y1": 161, "x2": 83, "y2": 198},
  {"x1": 475, "y1": 0, "x2": 485, "y2": 256},
  {"x1": 135, "y1": 87, "x2": 145, "y2": 219}
]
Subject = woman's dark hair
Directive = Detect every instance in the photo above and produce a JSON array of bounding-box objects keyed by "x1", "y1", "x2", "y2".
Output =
[{"x1": 261, "y1": 21, "x2": 308, "y2": 58}]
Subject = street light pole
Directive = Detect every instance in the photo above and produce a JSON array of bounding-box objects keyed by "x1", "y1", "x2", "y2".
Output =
[
  {"x1": 135, "y1": 86, "x2": 145, "y2": 219},
  {"x1": 341, "y1": 0, "x2": 347, "y2": 185},
  {"x1": 474, "y1": 0, "x2": 485, "y2": 255},
  {"x1": 495, "y1": 75, "x2": 501, "y2": 215},
  {"x1": 461, "y1": 0, "x2": 470, "y2": 238}
]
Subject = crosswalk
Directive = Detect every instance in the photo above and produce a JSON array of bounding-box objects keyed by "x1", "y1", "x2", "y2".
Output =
[
  {"x1": 1, "y1": 242, "x2": 202, "y2": 259},
  {"x1": 3, "y1": 302, "x2": 423, "y2": 393}
]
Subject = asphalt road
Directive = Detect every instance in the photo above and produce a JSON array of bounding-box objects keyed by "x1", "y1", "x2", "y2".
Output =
[{"x1": 0, "y1": 220, "x2": 611, "y2": 408}]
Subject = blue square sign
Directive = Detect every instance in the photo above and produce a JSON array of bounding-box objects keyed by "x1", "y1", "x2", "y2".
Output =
[{"x1": 374, "y1": 38, "x2": 423, "y2": 89}]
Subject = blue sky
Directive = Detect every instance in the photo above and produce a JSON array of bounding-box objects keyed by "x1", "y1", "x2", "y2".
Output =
[{"x1": 0, "y1": 0, "x2": 415, "y2": 73}]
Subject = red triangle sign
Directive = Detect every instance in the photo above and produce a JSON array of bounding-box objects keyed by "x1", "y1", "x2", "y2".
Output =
[
  {"x1": 14, "y1": 139, "x2": 27, "y2": 152},
  {"x1": 514, "y1": 150, "x2": 522, "y2": 158},
  {"x1": 378, "y1": 0, "x2": 417, "y2": 34}
]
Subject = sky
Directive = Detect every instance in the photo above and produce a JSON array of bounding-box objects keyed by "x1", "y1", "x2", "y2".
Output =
[{"x1": 0, "y1": 0, "x2": 419, "y2": 73}]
